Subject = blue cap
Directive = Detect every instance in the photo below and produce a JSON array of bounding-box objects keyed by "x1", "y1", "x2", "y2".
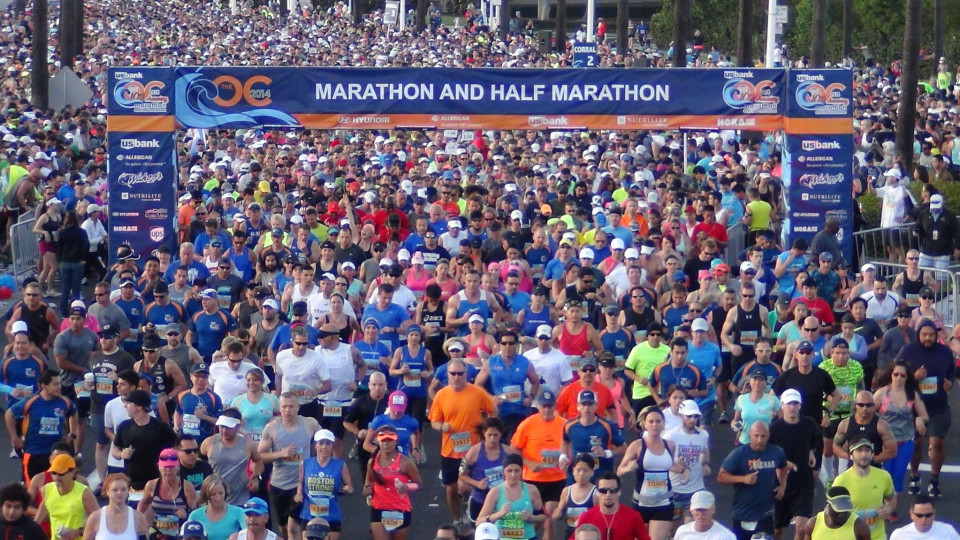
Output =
[
  {"x1": 406, "y1": 324, "x2": 422, "y2": 335},
  {"x1": 536, "y1": 389, "x2": 556, "y2": 406},
  {"x1": 180, "y1": 520, "x2": 207, "y2": 538},
  {"x1": 242, "y1": 497, "x2": 269, "y2": 516},
  {"x1": 578, "y1": 389, "x2": 597, "y2": 404},
  {"x1": 673, "y1": 270, "x2": 687, "y2": 282},
  {"x1": 364, "y1": 318, "x2": 381, "y2": 330}
]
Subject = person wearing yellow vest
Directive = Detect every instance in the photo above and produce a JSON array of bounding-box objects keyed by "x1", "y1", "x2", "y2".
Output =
[
  {"x1": 35, "y1": 454, "x2": 98, "y2": 540},
  {"x1": 801, "y1": 485, "x2": 870, "y2": 540}
]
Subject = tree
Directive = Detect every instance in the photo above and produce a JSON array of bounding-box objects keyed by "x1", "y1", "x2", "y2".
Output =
[
  {"x1": 416, "y1": 0, "x2": 427, "y2": 31},
  {"x1": 810, "y1": 0, "x2": 825, "y2": 66},
  {"x1": 500, "y1": 0, "x2": 510, "y2": 37},
  {"x1": 897, "y1": 0, "x2": 922, "y2": 170},
  {"x1": 616, "y1": 0, "x2": 628, "y2": 54},
  {"x1": 933, "y1": 0, "x2": 943, "y2": 60},
  {"x1": 736, "y1": 0, "x2": 754, "y2": 67},
  {"x1": 672, "y1": 0, "x2": 690, "y2": 66},
  {"x1": 555, "y1": 0, "x2": 567, "y2": 51},
  {"x1": 841, "y1": 0, "x2": 853, "y2": 60},
  {"x1": 31, "y1": 0, "x2": 48, "y2": 111}
]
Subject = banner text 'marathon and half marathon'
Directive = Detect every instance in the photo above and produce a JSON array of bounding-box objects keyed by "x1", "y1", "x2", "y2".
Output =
[{"x1": 315, "y1": 83, "x2": 670, "y2": 102}]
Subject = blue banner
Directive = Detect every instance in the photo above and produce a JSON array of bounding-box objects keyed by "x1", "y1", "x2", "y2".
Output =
[
  {"x1": 107, "y1": 67, "x2": 176, "y2": 116},
  {"x1": 785, "y1": 69, "x2": 853, "y2": 119},
  {"x1": 106, "y1": 132, "x2": 178, "y2": 263},
  {"x1": 572, "y1": 42, "x2": 599, "y2": 68}
]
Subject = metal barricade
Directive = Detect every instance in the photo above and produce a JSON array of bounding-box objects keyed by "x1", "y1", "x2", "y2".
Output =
[
  {"x1": 861, "y1": 261, "x2": 960, "y2": 331},
  {"x1": 724, "y1": 222, "x2": 746, "y2": 269},
  {"x1": 852, "y1": 224, "x2": 922, "y2": 266},
  {"x1": 10, "y1": 217, "x2": 39, "y2": 285}
]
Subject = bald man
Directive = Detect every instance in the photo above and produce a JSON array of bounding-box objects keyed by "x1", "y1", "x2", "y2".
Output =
[
  {"x1": 833, "y1": 390, "x2": 898, "y2": 465},
  {"x1": 718, "y1": 422, "x2": 790, "y2": 539}
]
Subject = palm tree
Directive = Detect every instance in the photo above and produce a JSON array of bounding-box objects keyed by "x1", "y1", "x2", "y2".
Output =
[
  {"x1": 897, "y1": 0, "x2": 922, "y2": 170},
  {"x1": 31, "y1": 0, "x2": 48, "y2": 110},
  {"x1": 673, "y1": 0, "x2": 690, "y2": 67},
  {"x1": 736, "y1": 0, "x2": 754, "y2": 67},
  {"x1": 616, "y1": 0, "x2": 628, "y2": 54},
  {"x1": 933, "y1": 0, "x2": 943, "y2": 60},
  {"x1": 810, "y1": 0, "x2": 825, "y2": 67},
  {"x1": 555, "y1": 0, "x2": 566, "y2": 52},
  {"x1": 416, "y1": 0, "x2": 427, "y2": 31},
  {"x1": 841, "y1": 0, "x2": 852, "y2": 60}
]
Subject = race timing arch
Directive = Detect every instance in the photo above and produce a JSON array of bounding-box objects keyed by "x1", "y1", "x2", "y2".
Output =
[{"x1": 105, "y1": 67, "x2": 853, "y2": 263}]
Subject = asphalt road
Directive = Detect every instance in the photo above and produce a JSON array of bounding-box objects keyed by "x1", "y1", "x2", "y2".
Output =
[{"x1": 10, "y1": 397, "x2": 960, "y2": 539}]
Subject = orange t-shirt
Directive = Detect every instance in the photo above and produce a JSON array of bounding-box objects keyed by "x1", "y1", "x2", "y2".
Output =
[
  {"x1": 556, "y1": 381, "x2": 615, "y2": 420},
  {"x1": 510, "y1": 413, "x2": 566, "y2": 483},
  {"x1": 428, "y1": 383, "x2": 496, "y2": 459}
]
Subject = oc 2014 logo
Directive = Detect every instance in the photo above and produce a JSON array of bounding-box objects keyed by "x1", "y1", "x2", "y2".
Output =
[{"x1": 211, "y1": 75, "x2": 273, "y2": 107}]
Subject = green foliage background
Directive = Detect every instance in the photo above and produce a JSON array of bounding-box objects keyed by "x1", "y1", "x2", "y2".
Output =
[{"x1": 650, "y1": 0, "x2": 960, "y2": 67}]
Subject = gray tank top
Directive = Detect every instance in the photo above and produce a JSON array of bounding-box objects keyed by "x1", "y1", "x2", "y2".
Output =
[
  {"x1": 210, "y1": 434, "x2": 250, "y2": 506},
  {"x1": 163, "y1": 344, "x2": 193, "y2": 383},
  {"x1": 270, "y1": 418, "x2": 312, "y2": 490}
]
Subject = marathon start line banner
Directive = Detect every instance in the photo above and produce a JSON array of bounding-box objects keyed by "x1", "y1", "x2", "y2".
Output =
[{"x1": 106, "y1": 67, "x2": 853, "y2": 262}]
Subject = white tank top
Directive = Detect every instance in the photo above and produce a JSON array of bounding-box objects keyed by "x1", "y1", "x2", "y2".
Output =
[
  {"x1": 238, "y1": 530, "x2": 280, "y2": 540},
  {"x1": 320, "y1": 342, "x2": 357, "y2": 402},
  {"x1": 95, "y1": 506, "x2": 137, "y2": 540}
]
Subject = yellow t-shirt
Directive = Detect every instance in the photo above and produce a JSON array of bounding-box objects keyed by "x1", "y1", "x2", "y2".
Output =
[
  {"x1": 624, "y1": 341, "x2": 669, "y2": 399},
  {"x1": 833, "y1": 466, "x2": 894, "y2": 540},
  {"x1": 42, "y1": 481, "x2": 89, "y2": 536},
  {"x1": 746, "y1": 200, "x2": 773, "y2": 231}
]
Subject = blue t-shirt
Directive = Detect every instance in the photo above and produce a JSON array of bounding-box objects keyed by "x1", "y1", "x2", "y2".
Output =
[
  {"x1": 503, "y1": 290, "x2": 531, "y2": 315},
  {"x1": 189, "y1": 309, "x2": 238, "y2": 359},
  {"x1": 355, "y1": 340, "x2": 393, "y2": 387},
  {"x1": 651, "y1": 362, "x2": 706, "y2": 400},
  {"x1": 10, "y1": 394, "x2": 77, "y2": 454},
  {"x1": 544, "y1": 257, "x2": 576, "y2": 284},
  {"x1": 164, "y1": 260, "x2": 211, "y2": 285},
  {"x1": 433, "y1": 362, "x2": 480, "y2": 390},
  {"x1": 188, "y1": 505, "x2": 246, "y2": 539},
  {"x1": 720, "y1": 443, "x2": 787, "y2": 521},
  {"x1": 687, "y1": 341, "x2": 722, "y2": 406},
  {"x1": 487, "y1": 354, "x2": 532, "y2": 418},
  {"x1": 176, "y1": 389, "x2": 224, "y2": 441},
  {"x1": 115, "y1": 297, "x2": 146, "y2": 353},
  {"x1": 360, "y1": 304, "x2": 411, "y2": 351},
  {"x1": 774, "y1": 251, "x2": 808, "y2": 296},
  {"x1": 1, "y1": 354, "x2": 45, "y2": 404},
  {"x1": 369, "y1": 413, "x2": 420, "y2": 455},
  {"x1": 143, "y1": 301, "x2": 186, "y2": 331},
  {"x1": 563, "y1": 417, "x2": 624, "y2": 481},
  {"x1": 600, "y1": 328, "x2": 634, "y2": 370}
]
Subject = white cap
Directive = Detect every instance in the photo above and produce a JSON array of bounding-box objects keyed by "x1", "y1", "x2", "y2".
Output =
[
  {"x1": 690, "y1": 490, "x2": 716, "y2": 510},
  {"x1": 505, "y1": 183, "x2": 517, "y2": 193},
  {"x1": 468, "y1": 313, "x2": 485, "y2": 324},
  {"x1": 781, "y1": 388, "x2": 803, "y2": 404},
  {"x1": 860, "y1": 263, "x2": 876, "y2": 272},
  {"x1": 447, "y1": 219, "x2": 461, "y2": 229},
  {"x1": 47, "y1": 197, "x2": 63, "y2": 206},
  {"x1": 611, "y1": 238, "x2": 625, "y2": 250},
  {"x1": 691, "y1": 318, "x2": 709, "y2": 333},
  {"x1": 215, "y1": 415, "x2": 241, "y2": 428},
  {"x1": 379, "y1": 258, "x2": 394, "y2": 267},
  {"x1": 510, "y1": 210, "x2": 523, "y2": 221},
  {"x1": 397, "y1": 249, "x2": 411, "y2": 261},
  {"x1": 262, "y1": 299, "x2": 279, "y2": 310},
  {"x1": 740, "y1": 261, "x2": 755, "y2": 273},
  {"x1": 10, "y1": 320, "x2": 27, "y2": 334},
  {"x1": 289, "y1": 214, "x2": 303, "y2": 225},
  {"x1": 88, "y1": 204, "x2": 102, "y2": 213},
  {"x1": 400, "y1": 179, "x2": 413, "y2": 194},
  {"x1": 579, "y1": 247, "x2": 595, "y2": 260},
  {"x1": 679, "y1": 399, "x2": 702, "y2": 416},
  {"x1": 625, "y1": 248, "x2": 640, "y2": 259},
  {"x1": 931, "y1": 194, "x2": 944, "y2": 209},
  {"x1": 363, "y1": 192, "x2": 377, "y2": 204},
  {"x1": 640, "y1": 245, "x2": 655, "y2": 256},
  {"x1": 883, "y1": 168, "x2": 902, "y2": 178},
  {"x1": 34, "y1": 151, "x2": 50, "y2": 161},
  {"x1": 536, "y1": 324, "x2": 552, "y2": 339},
  {"x1": 475, "y1": 522, "x2": 500, "y2": 540},
  {"x1": 313, "y1": 429, "x2": 336, "y2": 442}
]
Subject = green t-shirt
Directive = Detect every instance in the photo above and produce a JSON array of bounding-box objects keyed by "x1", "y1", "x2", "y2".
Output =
[
  {"x1": 624, "y1": 341, "x2": 669, "y2": 399},
  {"x1": 833, "y1": 466, "x2": 894, "y2": 540},
  {"x1": 819, "y1": 358, "x2": 864, "y2": 418}
]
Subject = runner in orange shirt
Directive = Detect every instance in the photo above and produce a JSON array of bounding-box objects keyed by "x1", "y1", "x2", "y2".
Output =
[
  {"x1": 429, "y1": 358, "x2": 497, "y2": 527},
  {"x1": 510, "y1": 389, "x2": 567, "y2": 540},
  {"x1": 555, "y1": 358, "x2": 617, "y2": 420}
]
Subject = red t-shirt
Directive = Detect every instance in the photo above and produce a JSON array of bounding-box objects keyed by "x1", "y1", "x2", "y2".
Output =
[
  {"x1": 691, "y1": 222, "x2": 729, "y2": 245},
  {"x1": 573, "y1": 505, "x2": 651, "y2": 540},
  {"x1": 556, "y1": 381, "x2": 616, "y2": 420},
  {"x1": 790, "y1": 296, "x2": 836, "y2": 326}
]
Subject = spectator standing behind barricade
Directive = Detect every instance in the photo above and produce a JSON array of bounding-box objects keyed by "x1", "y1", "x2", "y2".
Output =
[{"x1": 912, "y1": 194, "x2": 960, "y2": 273}]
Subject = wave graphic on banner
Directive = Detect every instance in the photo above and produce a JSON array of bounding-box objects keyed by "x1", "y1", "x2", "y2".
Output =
[{"x1": 174, "y1": 72, "x2": 299, "y2": 128}]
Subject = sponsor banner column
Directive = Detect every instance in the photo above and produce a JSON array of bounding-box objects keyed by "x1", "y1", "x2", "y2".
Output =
[
  {"x1": 785, "y1": 69, "x2": 854, "y2": 264},
  {"x1": 107, "y1": 133, "x2": 177, "y2": 259},
  {"x1": 107, "y1": 67, "x2": 177, "y2": 263}
]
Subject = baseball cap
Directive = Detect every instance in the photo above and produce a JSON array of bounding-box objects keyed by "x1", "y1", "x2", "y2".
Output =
[
  {"x1": 242, "y1": 497, "x2": 269, "y2": 516},
  {"x1": 303, "y1": 520, "x2": 331, "y2": 539},
  {"x1": 475, "y1": 522, "x2": 500, "y2": 540},
  {"x1": 191, "y1": 362, "x2": 210, "y2": 375},
  {"x1": 578, "y1": 389, "x2": 597, "y2": 404},
  {"x1": 740, "y1": 261, "x2": 756, "y2": 274},
  {"x1": 48, "y1": 454, "x2": 76, "y2": 474},
  {"x1": 200, "y1": 288, "x2": 218, "y2": 300},
  {"x1": 680, "y1": 399, "x2": 702, "y2": 416},
  {"x1": 262, "y1": 299, "x2": 279, "y2": 311},
  {"x1": 536, "y1": 388, "x2": 557, "y2": 406},
  {"x1": 860, "y1": 263, "x2": 876, "y2": 273},
  {"x1": 124, "y1": 389, "x2": 152, "y2": 409},
  {"x1": 611, "y1": 238, "x2": 625, "y2": 250},
  {"x1": 819, "y1": 252, "x2": 833, "y2": 262},
  {"x1": 535, "y1": 324, "x2": 552, "y2": 339},
  {"x1": 388, "y1": 390, "x2": 408, "y2": 412},
  {"x1": 10, "y1": 320, "x2": 27, "y2": 335},
  {"x1": 848, "y1": 437, "x2": 875, "y2": 452},
  {"x1": 179, "y1": 520, "x2": 207, "y2": 539},
  {"x1": 98, "y1": 324, "x2": 118, "y2": 339},
  {"x1": 748, "y1": 366, "x2": 767, "y2": 379},
  {"x1": 776, "y1": 293, "x2": 792, "y2": 310},
  {"x1": 625, "y1": 248, "x2": 640, "y2": 259},
  {"x1": 931, "y1": 194, "x2": 944, "y2": 210},
  {"x1": 781, "y1": 388, "x2": 803, "y2": 404},
  {"x1": 691, "y1": 318, "x2": 709, "y2": 333},
  {"x1": 690, "y1": 490, "x2": 715, "y2": 510},
  {"x1": 292, "y1": 301, "x2": 308, "y2": 316},
  {"x1": 313, "y1": 429, "x2": 336, "y2": 443},
  {"x1": 158, "y1": 448, "x2": 179, "y2": 467},
  {"x1": 796, "y1": 339, "x2": 814, "y2": 352}
]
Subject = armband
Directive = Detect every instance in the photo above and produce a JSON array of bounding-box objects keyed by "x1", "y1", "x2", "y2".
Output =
[{"x1": 604, "y1": 449, "x2": 613, "y2": 459}]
